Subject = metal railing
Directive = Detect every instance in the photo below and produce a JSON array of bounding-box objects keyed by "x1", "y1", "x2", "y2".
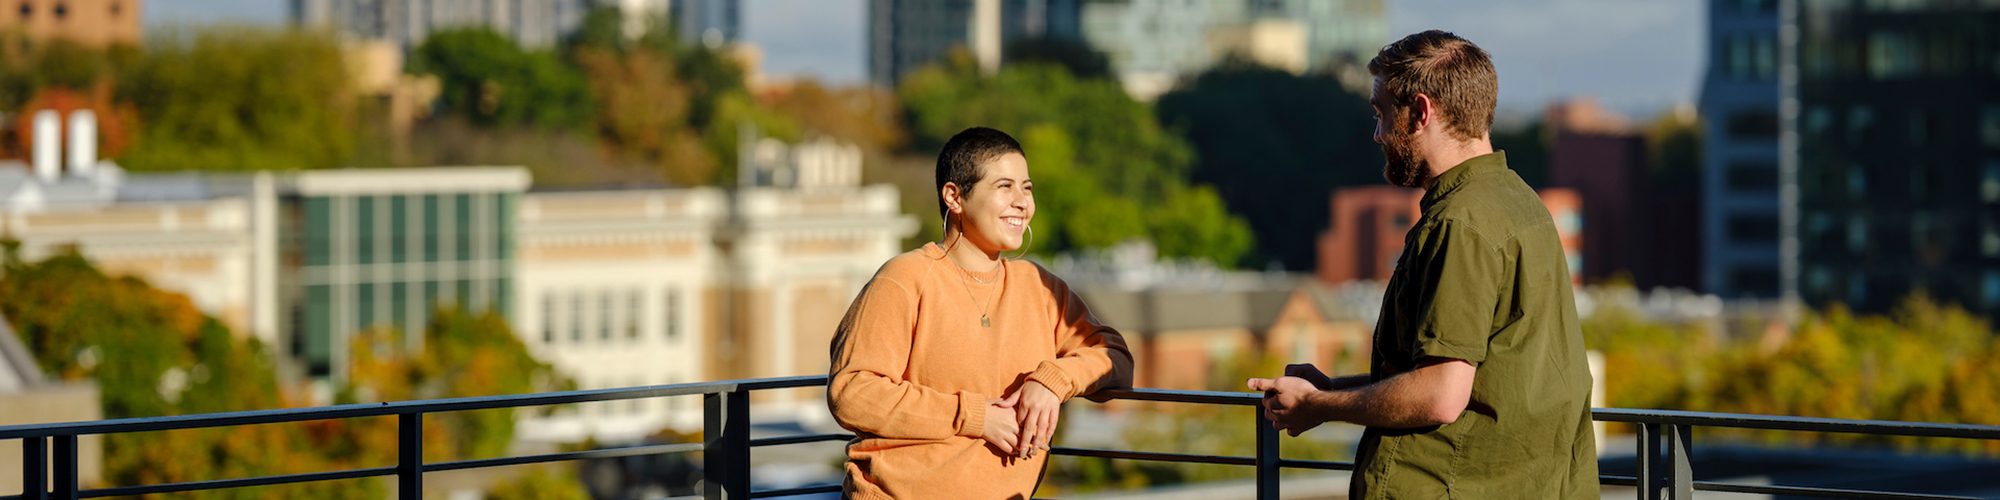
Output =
[{"x1": 1, "y1": 375, "x2": 1998, "y2": 500}]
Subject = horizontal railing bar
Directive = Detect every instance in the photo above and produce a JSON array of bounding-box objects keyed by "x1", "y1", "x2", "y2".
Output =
[
  {"x1": 425, "y1": 442, "x2": 705, "y2": 473},
  {"x1": 1093, "y1": 388, "x2": 1261, "y2": 406},
  {"x1": 1592, "y1": 408, "x2": 2000, "y2": 440},
  {"x1": 1050, "y1": 446, "x2": 1254, "y2": 466},
  {"x1": 1591, "y1": 475, "x2": 1984, "y2": 500},
  {"x1": 1690, "y1": 480, "x2": 1993, "y2": 500},
  {"x1": 750, "y1": 433, "x2": 854, "y2": 447},
  {"x1": 748, "y1": 484, "x2": 842, "y2": 498},
  {"x1": 1276, "y1": 459, "x2": 1354, "y2": 471},
  {"x1": 0, "y1": 376, "x2": 822, "y2": 439},
  {"x1": 47, "y1": 466, "x2": 397, "y2": 499}
]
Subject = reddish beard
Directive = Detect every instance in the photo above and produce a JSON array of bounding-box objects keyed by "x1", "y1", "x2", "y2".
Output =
[{"x1": 1380, "y1": 111, "x2": 1427, "y2": 188}]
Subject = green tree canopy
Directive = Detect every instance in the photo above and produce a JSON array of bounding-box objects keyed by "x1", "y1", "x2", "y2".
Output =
[
  {"x1": 1155, "y1": 63, "x2": 1381, "y2": 270},
  {"x1": 115, "y1": 27, "x2": 357, "y2": 171},
  {"x1": 412, "y1": 28, "x2": 593, "y2": 129}
]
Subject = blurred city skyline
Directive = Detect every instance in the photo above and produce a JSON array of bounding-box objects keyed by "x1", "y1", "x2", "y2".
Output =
[{"x1": 152, "y1": 0, "x2": 1701, "y2": 118}]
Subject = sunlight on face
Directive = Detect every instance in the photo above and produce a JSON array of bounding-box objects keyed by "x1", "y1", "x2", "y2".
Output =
[{"x1": 955, "y1": 152, "x2": 1036, "y2": 253}]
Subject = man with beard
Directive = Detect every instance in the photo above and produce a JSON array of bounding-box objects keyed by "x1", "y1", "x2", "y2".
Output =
[{"x1": 1247, "y1": 30, "x2": 1598, "y2": 499}]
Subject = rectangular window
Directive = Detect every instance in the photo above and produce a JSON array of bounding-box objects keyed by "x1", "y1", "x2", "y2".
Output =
[
  {"x1": 305, "y1": 285, "x2": 333, "y2": 374},
  {"x1": 600, "y1": 290, "x2": 613, "y2": 340},
  {"x1": 1728, "y1": 268, "x2": 1779, "y2": 297},
  {"x1": 1848, "y1": 215, "x2": 1869, "y2": 254},
  {"x1": 1726, "y1": 162, "x2": 1778, "y2": 191},
  {"x1": 1753, "y1": 34, "x2": 1776, "y2": 79},
  {"x1": 392, "y1": 281, "x2": 409, "y2": 332},
  {"x1": 543, "y1": 293, "x2": 558, "y2": 344},
  {"x1": 1848, "y1": 166, "x2": 1868, "y2": 199},
  {"x1": 495, "y1": 276, "x2": 512, "y2": 319},
  {"x1": 1805, "y1": 106, "x2": 1834, "y2": 137},
  {"x1": 664, "y1": 287, "x2": 681, "y2": 341},
  {"x1": 1728, "y1": 110, "x2": 1779, "y2": 139},
  {"x1": 1727, "y1": 214, "x2": 1780, "y2": 244},
  {"x1": 455, "y1": 194, "x2": 474, "y2": 262},
  {"x1": 423, "y1": 195, "x2": 441, "y2": 262},
  {"x1": 390, "y1": 196, "x2": 408, "y2": 263},
  {"x1": 628, "y1": 288, "x2": 643, "y2": 340},
  {"x1": 1868, "y1": 31, "x2": 1918, "y2": 80},
  {"x1": 497, "y1": 193, "x2": 517, "y2": 261},
  {"x1": 420, "y1": 280, "x2": 440, "y2": 328},
  {"x1": 1848, "y1": 105, "x2": 1875, "y2": 143},
  {"x1": 571, "y1": 292, "x2": 585, "y2": 342},
  {"x1": 356, "y1": 196, "x2": 376, "y2": 265},
  {"x1": 358, "y1": 282, "x2": 376, "y2": 330},
  {"x1": 305, "y1": 197, "x2": 332, "y2": 266}
]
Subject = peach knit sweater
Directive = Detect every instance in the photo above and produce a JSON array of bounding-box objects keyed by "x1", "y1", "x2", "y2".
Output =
[{"x1": 828, "y1": 243, "x2": 1134, "y2": 500}]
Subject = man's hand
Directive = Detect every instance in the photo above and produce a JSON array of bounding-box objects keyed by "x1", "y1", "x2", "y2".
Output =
[
  {"x1": 981, "y1": 393, "x2": 1021, "y2": 454},
  {"x1": 1013, "y1": 380, "x2": 1061, "y2": 458},
  {"x1": 1247, "y1": 376, "x2": 1326, "y2": 437},
  {"x1": 1285, "y1": 363, "x2": 1336, "y2": 390}
]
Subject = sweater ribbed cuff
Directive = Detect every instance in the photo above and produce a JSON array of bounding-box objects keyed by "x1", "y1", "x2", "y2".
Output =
[
  {"x1": 955, "y1": 391, "x2": 987, "y2": 438},
  {"x1": 1028, "y1": 362, "x2": 1078, "y2": 400}
]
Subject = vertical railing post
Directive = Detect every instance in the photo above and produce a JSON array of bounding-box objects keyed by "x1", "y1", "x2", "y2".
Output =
[
  {"x1": 21, "y1": 437, "x2": 45, "y2": 500},
  {"x1": 1254, "y1": 406, "x2": 1280, "y2": 500},
  {"x1": 1637, "y1": 423, "x2": 1657, "y2": 500},
  {"x1": 705, "y1": 388, "x2": 750, "y2": 500},
  {"x1": 50, "y1": 436, "x2": 75, "y2": 500},
  {"x1": 398, "y1": 413, "x2": 423, "y2": 499},
  {"x1": 1667, "y1": 424, "x2": 1693, "y2": 500}
]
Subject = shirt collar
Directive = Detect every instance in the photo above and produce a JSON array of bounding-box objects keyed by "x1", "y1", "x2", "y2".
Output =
[{"x1": 1420, "y1": 151, "x2": 1508, "y2": 212}]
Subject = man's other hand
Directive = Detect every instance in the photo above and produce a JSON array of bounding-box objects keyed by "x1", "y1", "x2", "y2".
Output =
[{"x1": 1247, "y1": 376, "x2": 1326, "y2": 437}]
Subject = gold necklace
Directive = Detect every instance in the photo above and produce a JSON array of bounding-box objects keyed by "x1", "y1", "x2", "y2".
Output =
[{"x1": 951, "y1": 258, "x2": 1003, "y2": 327}]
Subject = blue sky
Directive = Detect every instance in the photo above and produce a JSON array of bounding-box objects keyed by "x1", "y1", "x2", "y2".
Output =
[{"x1": 146, "y1": 0, "x2": 1704, "y2": 118}]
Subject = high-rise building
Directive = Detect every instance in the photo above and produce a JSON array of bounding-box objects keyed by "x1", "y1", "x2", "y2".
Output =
[
  {"x1": 1080, "y1": 0, "x2": 1385, "y2": 99},
  {"x1": 868, "y1": 0, "x2": 1083, "y2": 87},
  {"x1": 672, "y1": 0, "x2": 740, "y2": 46},
  {"x1": 1698, "y1": 0, "x2": 1783, "y2": 298},
  {"x1": 292, "y1": 0, "x2": 597, "y2": 50},
  {"x1": 1792, "y1": 1, "x2": 2000, "y2": 313}
]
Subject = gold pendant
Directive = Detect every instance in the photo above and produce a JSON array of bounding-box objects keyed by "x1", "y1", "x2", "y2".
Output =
[{"x1": 981, "y1": 315, "x2": 990, "y2": 328}]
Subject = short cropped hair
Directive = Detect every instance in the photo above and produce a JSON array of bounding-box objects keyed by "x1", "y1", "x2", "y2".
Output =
[
  {"x1": 1367, "y1": 30, "x2": 1498, "y2": 142},
  {"x1": 934, "y1": 127, "x2": 1024, "y2": 223}
]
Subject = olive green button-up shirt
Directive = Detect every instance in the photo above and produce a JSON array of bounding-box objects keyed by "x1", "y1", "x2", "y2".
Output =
[{"x1": 1352, "y1": 152, "x2": 1598, "y2": 500}]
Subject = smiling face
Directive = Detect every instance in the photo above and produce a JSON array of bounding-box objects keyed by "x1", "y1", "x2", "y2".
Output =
[{"x1": 945, "y1": 152, "x2": 1035, "y2": 254}]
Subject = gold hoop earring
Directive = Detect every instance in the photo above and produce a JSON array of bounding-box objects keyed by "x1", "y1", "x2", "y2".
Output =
[
  {"x1": 1003, "y1": 224, "x2": 1033, "y2": 261},
  {"x1": 940, "y1": 212, "x2": 963, "y2": 256}
]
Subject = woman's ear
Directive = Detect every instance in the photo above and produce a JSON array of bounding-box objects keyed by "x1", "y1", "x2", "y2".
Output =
[{"x1": 941, "y1": 182, "x2": 964, "y2": 214}]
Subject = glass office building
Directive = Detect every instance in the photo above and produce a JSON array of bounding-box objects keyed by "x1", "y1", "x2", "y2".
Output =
[
  {"x1": 282, "y1": 168, "x2": 528, "y2": 377},
  {"x1": 1793, "y1": 0, "x2": 2000, "y2": 313}
]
